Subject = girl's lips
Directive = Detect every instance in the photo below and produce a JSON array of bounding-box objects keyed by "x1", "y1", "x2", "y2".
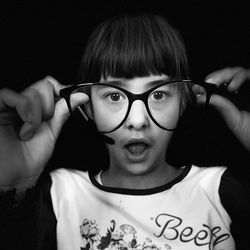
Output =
[{"x1": 123, "y1": 138, "x2": 151, "y2": 147}]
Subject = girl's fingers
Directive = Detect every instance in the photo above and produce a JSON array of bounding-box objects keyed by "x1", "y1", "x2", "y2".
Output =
[
  {"x1": 0, "y1": 88, "x2": 38, "y2": 140},
  {"x1": 44, "y1": 76, "x2": 90, "y2": 139},
  {"x1": 0, "y1": 88, "x2": 33, "y2": 124},
  {"x1": 209, "y1": 94, "x2": 241, "y2": 132},
  {"x1": 203, "y1": 67, "x2": 250, "y2": 148},
  {"x1": 0, "y1": 76, "x2": 90, "y2": 141},
  {"x1": 20, "y1": 88, "x2": 42, "y2": 140},
  {"x1": 48, "y1": 92, "x2": 89, "y2": 139},
  {"x1": 17, "y1": 76, "x2": 62, "y2": 140},
  {"x1": 229, "y1": 69, "x2": 250, "y2": 92},
  {"x1": 205, "y1": 67, "x2": 249, "y2": 92},
  {"x1": 27, "y1": 76, "x2": 62, "y2": 120},
  {"x1": 210, "y1": 94, "x2": 250, "y2": 150},
  {"x1": 0, "y1": 77, "x2": 63, "y2": 140},
  {"x1": 205, "y1": 67, "x2": 243, "y2": 85}
]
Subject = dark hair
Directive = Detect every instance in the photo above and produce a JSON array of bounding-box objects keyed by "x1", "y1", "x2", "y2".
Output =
[{"x1": 78, "y1": 13, "x2": 190, "y2": 82}]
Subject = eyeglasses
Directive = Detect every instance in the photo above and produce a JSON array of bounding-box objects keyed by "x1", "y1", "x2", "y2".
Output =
[{"x1": 59, "y1": 80, "x2": 218, "y2": 133}]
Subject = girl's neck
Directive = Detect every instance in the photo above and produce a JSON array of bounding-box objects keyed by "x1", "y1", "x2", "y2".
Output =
[{"x1": 100, "y1": 163, "x2": 183, "y2": 190}]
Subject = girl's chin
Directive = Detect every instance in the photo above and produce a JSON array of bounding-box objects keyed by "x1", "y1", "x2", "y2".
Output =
[{"x1": 113, "y1": 157, "x2": 157, "y2": 177}]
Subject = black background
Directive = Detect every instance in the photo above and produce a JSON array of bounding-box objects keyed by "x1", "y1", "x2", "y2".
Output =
[{"x1": 1, "y1": 0, "x2": 250, "y2": 177}]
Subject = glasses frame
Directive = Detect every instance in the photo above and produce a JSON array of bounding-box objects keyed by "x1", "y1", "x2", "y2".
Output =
[{"x1": 59, "y1": 80, "x2": 217, "y2": 133}]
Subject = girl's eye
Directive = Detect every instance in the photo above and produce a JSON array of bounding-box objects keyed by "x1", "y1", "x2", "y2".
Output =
[
  {"x1": 150, "y1": 91, "x2": 169, "y2": 101},
  {"x1": 106, "y1": 92, "x2": 124, "y2": 102}
]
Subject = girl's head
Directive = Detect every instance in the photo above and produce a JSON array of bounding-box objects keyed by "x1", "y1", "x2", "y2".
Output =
[{"x1": 78, "y1": 13, "x2": 193, "y2": 177}]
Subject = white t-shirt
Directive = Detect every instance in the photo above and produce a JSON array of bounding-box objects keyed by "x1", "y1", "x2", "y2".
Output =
[{"x1": 50, "y1": 165, "x2": 235, "y2": 250}]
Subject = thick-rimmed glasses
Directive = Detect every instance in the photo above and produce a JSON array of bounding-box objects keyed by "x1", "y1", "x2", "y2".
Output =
[{"x1": 59, "y1": 80, "x2": 217, "y2": 133}]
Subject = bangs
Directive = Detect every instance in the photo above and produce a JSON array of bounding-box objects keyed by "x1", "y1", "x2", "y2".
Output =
[{"x1": 79, "y1": 13, "x2": 189, "y2": 82}]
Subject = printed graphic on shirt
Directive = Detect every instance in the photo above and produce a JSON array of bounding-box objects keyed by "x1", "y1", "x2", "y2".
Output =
[
  {"x1": 153, "y1": 213, "x2": 230, "y2": 249},
  {"x1": 80, "y1": 219, "x2": 165, "y2": 250},
  {"x1": 79, "y1": 214, "x2": 231, "y2": 250}
]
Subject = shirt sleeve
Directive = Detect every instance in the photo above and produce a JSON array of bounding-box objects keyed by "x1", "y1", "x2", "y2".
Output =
[
  {"x1": 0, "y1": 172, "x2": 57, "y2": 250},
  {"x1": 219, "y1": 168, "x2": 250, "y2": 249}
]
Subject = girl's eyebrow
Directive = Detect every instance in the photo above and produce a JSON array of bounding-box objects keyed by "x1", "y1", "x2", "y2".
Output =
[
  {"x1": 146, "y1": 78, "x2": 169, "y2": 87},
  {"x1": 100, "y1": 80, "x2": 124, "y2": 86},
  {"x1": 102, "y1": 78, "x2": 169, "y2": 87}
]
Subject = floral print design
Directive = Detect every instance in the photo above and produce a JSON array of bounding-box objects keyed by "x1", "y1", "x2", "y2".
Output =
[
  {"x1": 80, "y1": 219, "x2": 170, "y2": 250},
  {"x1": 80, "y1": 219, "x2": 101, "y2": 250}
]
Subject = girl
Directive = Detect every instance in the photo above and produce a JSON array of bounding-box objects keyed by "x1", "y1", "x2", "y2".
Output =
[{"x1": 0, "y1": 13, "x2": 250, "y2": 250}]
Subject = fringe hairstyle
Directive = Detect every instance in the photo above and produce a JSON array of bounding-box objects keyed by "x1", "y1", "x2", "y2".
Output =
[{"x1": 78, "y1": 13, "x2": 189, "y2": 82}]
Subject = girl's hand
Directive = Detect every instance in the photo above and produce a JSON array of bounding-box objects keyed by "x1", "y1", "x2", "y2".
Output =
[
  {"x1": 0, "y1": 77, "x2": 89, "y2": 192},
  {"x1": 204, "y1": 67, "x2": 250, "y2": 150}
]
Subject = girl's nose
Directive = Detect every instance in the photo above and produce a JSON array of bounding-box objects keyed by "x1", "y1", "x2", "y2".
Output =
[{"x1": 125, "y1": 100, "x2": 150, "y2": 130}]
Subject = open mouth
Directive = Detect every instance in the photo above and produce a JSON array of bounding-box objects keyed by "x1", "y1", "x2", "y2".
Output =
[
  {"x1": 126, "y1": 143, "x2": 149, "y2": 154},
  {"x1": 123, "y1": 138, "x2": 151, "y2": 161}
]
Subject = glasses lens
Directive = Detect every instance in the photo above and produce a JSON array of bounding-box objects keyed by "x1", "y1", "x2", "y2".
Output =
[
  {"x1": 88, "y1": 85, "x2": 129, "y2": 132},
  {"x1": 148, "y1": 82, "x2": 184, "y2": 130}
]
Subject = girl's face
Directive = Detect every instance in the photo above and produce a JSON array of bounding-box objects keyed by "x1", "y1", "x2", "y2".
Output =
[{"x1": 91, "y1": 74, "x2": 182, "y2": 179}]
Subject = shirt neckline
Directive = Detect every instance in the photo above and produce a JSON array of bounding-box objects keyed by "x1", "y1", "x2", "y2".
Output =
[{"x1": 88, "y1": 165, "x2": 192, "y2": 195}]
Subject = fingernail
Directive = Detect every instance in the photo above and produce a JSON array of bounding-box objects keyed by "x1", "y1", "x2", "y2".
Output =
[
  {"x1": 46, "y1": 76, "x2": 59, "y2": 86},
  {"x1": 45, "y1": 75, "x2": 55, "y2": 82},
  {"x1": 205, "y1": 77, "x2": 214, "y2": 83}
]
